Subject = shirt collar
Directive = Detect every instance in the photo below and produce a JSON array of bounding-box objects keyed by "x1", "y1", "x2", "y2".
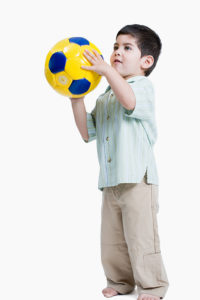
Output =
[
  {"x1": 105, "y1": 75, "x2": 146, "y2": 93},
  {"x1": 126, "y1": 75, "x2": 146, "y2": 83}
]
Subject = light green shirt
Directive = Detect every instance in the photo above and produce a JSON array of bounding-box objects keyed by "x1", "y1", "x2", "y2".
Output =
[{"x1": 84, "y1": 75, "x2": 159, "y2": 192}]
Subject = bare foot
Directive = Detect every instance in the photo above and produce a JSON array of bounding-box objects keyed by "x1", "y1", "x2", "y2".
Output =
[
  {"x1": 102, "y1": 287, "x2": 119, "y2": 297},
  {"x1": 137, "y1": 293, "x2": 160, "y2": 300}
]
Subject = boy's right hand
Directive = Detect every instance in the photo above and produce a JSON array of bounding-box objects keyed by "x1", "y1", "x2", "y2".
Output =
[{"x1": 69, "y1": 96, "x2": 85, "y2": 103}]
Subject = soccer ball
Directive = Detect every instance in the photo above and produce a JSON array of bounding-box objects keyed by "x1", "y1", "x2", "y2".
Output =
[{"x1": 44, "y1": 37, "x2": 103, "y2": 98}]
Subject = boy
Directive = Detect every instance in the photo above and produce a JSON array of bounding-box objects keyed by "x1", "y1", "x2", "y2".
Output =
[{"x1": 70, "y1": 24, "x2": 169, "y2": 300}]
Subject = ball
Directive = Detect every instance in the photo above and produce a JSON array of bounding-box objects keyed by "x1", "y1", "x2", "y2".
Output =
[{"x1": 44, "y1": 37, "x2": 103, "y2": 98}]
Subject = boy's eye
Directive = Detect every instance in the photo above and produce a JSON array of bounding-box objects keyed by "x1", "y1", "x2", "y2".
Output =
[{"x1": 113, "y1": 46, "x2": 132, "y2": 51}]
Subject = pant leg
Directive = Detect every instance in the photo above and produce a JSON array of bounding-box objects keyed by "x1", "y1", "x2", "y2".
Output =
[
  {"x1": 118, "y1": 175, "x2": 169, "y2": 299},
  {"x1": 101, "y1": 186, "x2": 136, "y2": 294}
]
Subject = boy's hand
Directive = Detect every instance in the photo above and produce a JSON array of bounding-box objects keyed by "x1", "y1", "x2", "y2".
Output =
[
  {"x1": 69, "y1": 96, "x2": 84, "y2": 103},
  {"x1": 81, "y1": 49, "x2": 111, "y2": 76}
]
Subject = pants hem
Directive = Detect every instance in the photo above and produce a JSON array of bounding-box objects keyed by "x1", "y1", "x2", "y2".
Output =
[
  {"x1": 138, "y1": 285, "x2": 169, "y2": 299},
  {"x1": 107, "y1": 284, "x2": 135, "y2": 295}
]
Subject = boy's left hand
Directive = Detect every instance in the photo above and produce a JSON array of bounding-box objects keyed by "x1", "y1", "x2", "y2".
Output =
[{"x1": 81, "y1": 49, "x2": 110, "y2": 76}]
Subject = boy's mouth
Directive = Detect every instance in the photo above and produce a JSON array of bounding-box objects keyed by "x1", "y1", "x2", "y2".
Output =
[{"x1": 114, "y1": 59, "x2": 122, "y2": 64}]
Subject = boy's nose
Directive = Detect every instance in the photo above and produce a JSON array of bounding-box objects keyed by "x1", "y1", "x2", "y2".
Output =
[{"x1": 115, "y1": 51, "x2": 121, "y2": 56}]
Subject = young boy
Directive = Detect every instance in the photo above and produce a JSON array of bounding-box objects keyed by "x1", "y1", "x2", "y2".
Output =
[{"x1": 70, "y1": 24, "x2": 169, "y2": 300}]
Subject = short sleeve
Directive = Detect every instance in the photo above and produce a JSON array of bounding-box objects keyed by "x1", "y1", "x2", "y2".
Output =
[
  {"x1": 83, "y1": 105, "x2": 97, "y2": 143},
  {"x1": 124, "y1": 78, "x2": 155, "y2": 121}
]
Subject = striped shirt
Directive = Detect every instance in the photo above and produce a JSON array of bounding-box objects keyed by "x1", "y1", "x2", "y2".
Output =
[{"x1": 84, "y1": 75, "x2": 159, "y2": 192}]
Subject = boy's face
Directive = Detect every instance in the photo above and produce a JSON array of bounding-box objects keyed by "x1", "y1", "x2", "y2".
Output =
[{"x1": 110, "y1": 34, "x2": 152, "y2": 79}]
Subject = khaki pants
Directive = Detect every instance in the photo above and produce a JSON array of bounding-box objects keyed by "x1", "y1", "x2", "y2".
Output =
[{"x1": 101, "y1": 172, "x2": 169, "y2": 299}]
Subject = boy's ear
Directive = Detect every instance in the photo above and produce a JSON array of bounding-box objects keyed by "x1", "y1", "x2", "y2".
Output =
[{"x1": 141, "y1": 55, "x2": 154, "y2": 71}]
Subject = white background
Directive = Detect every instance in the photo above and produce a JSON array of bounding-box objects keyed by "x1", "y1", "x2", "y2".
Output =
[{"x1": 0, "y1": 0, "x2": 200, "y2": 299}]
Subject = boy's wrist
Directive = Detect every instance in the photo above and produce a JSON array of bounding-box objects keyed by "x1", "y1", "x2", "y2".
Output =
[
  {"x1": 103, "y1": 65, "x2": 123, "y2": 87},
  {"x1": 103, "y1": 65, "x2": 113, "y2": 78},
  {"x1": 70, "y1": 97, "x2": 84, "y2": 104}
]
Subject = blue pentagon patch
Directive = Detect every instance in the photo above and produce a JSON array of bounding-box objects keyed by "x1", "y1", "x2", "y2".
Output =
[
  {"x1": 69, "y1": 78, "x2": 91, "y2": 95},
  {"x1": 69, "y1": 37, "x2": 89, "y2": 46},
  {"x1": 49, "y1": 52, "x2": 66, "y2": 74}
]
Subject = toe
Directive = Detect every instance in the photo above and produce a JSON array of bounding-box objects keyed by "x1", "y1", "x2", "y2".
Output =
[
  {"x1": 138, "y1": 294, "x2": 160, "y2": 300},
  {"x1": 102, "y1": 287, "x2": 118, "y2": 297}
]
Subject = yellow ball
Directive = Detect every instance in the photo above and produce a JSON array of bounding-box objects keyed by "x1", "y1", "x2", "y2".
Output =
[{"x1": 44, "y1": 37, "x2": 103, "y2": 98}]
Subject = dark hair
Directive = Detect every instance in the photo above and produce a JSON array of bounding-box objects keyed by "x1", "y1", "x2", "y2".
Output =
[{"x1": 116, "y1": 24, "x2": 162, "y2": 76}]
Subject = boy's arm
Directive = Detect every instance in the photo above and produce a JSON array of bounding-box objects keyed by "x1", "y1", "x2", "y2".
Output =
[
  {"x1": 70, "y1": 97, "x2": 89, "y2": 142},
  {"x1": 82, "y1": 49, "x2": 136, "y2": 110},
  {"x1": 104, "y1": 67, "x2": 136, "y2": 110}
]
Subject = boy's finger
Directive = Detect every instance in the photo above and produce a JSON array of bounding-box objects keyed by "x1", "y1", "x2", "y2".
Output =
[
  {"x1": 81, "y1": 65, "x2": 93, "y2": 70},
  {"x1": 92, "y1": 49, "x2": 99, "y2": 56},
  {"x1": 84, "y1": 49, "x2": 94, "y2": 58},
  {"x1": 93, "y1": 49, "x2": 103, "y2": 60}
]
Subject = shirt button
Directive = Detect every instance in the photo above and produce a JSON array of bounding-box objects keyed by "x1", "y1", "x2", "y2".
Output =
[
  {"x1": 107, "y1": 157, "x2": 112, "y2": 163},
  {"x1": 106, "y1": 136, "x2": 109, "y2": 141}
]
